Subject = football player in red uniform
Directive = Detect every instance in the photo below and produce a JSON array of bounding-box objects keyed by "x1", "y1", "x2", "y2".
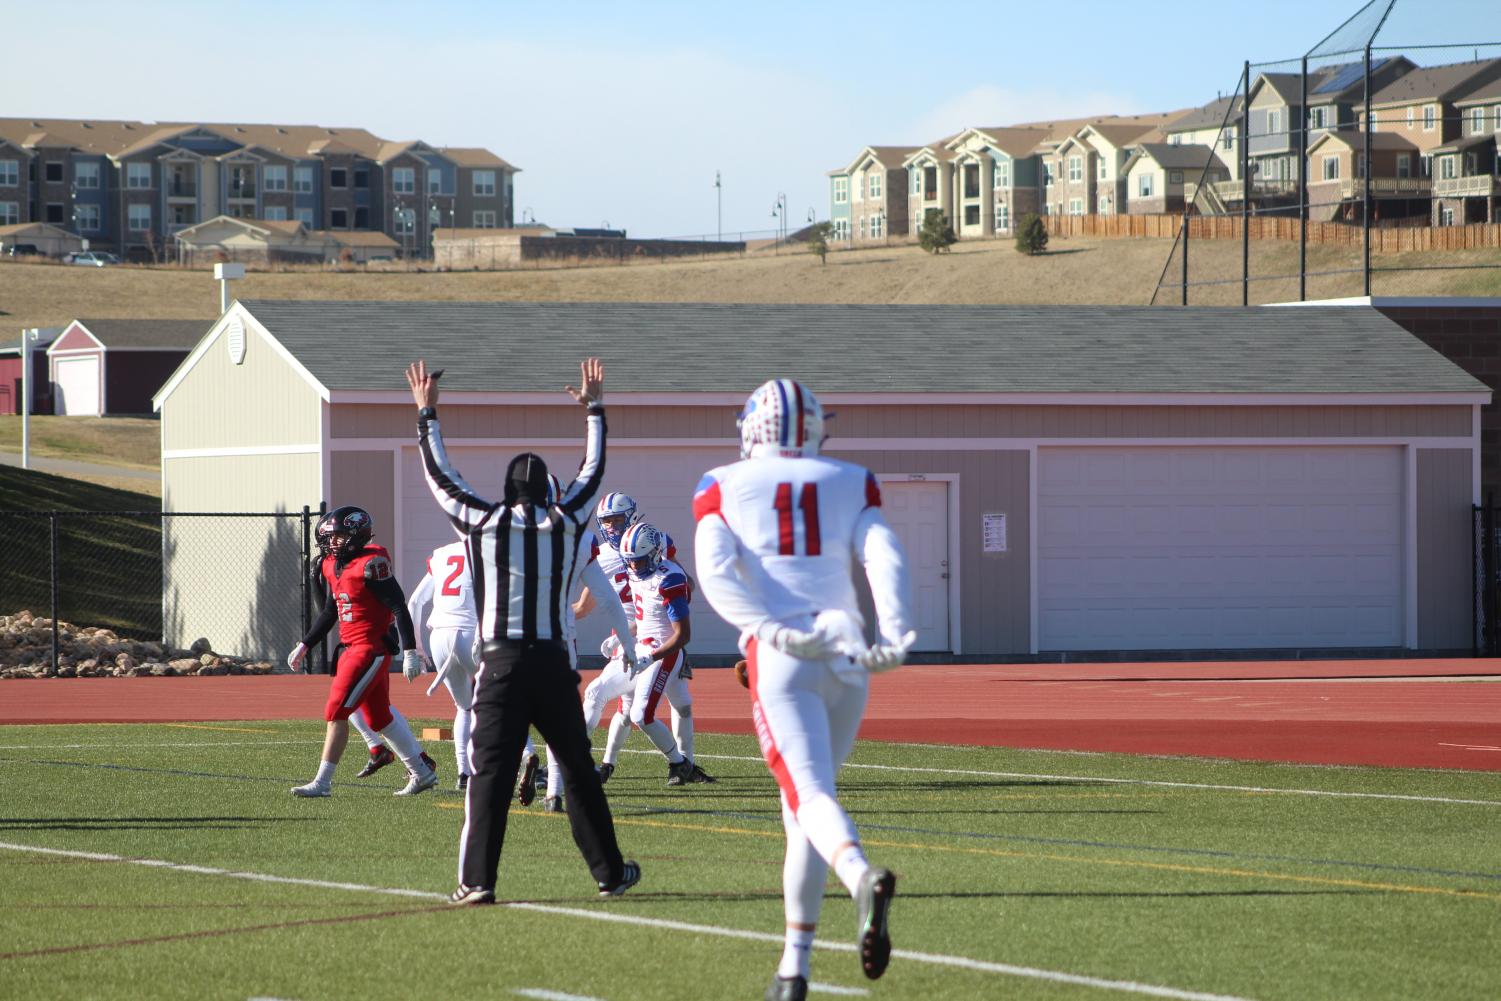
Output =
[{"x1": 286, "y1": 506, "x2": 438, "y2": 797}]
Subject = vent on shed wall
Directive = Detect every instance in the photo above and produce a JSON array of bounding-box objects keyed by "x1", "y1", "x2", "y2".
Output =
[{"x1": 226, "y1": 317, "x2": 246, "y2": 365}]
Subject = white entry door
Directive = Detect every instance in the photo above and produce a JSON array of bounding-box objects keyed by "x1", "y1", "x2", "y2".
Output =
[
  {"x1": 878, "y1": 479, "x2": 951, "y2": 651},
  {"x1": 53, "y1": 355, "x2": 101, "y2": 416},
  {"x1": 1037, "y1": 447, "x2": 1403, "y2": 651}
]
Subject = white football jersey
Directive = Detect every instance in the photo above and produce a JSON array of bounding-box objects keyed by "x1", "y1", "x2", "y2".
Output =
[
  {"x1": 630, "y1": 556, "x2": 692, "y2": 643},
  {"x1": 693, "y1": 455, "x2": 883, "y2": 624},
  {"x1": 424, "y1": 539, "x2": 478, "y2": 630},
  {"x1": 594, "y1": 530, "x2": 677, "y2": 611}
]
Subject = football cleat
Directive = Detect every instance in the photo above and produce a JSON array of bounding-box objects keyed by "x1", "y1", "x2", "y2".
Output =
[
  {"x1": 543, "y1": 795, "x2": 564, "y2": 814},
  {"x1": 597, "y1": 860, "x2": 641, "y2": 897},
  {"x1": 678, "y1": 663, "x2": 693, "y2": 680},
  {"x1": 290, "y1": 781, "x2": 330, "y2": 798},
  {"x1": 855, "y1": 867, "x2": 897, "y2": 980},
  {"x1": 395, "y1": 766, "x2": 439, "y2": 797},
  {"x1": 517, "y1": 754, "x2": 540, "y2": 806},
  {"x1": 456, "y1": 773, "x2": 470, "y2": 792},
  {"x1": 355, "y1": 745, "x2": 396, "y2": 778},
  {"x1": 666, "y1": 759, "x2": 694, "y2": 786},
  {"x1": 448, "y1": 884, "x2": 495, "y2": 906},
  {"x1": 420, "y1": 751, "x2": 438, "y2": 774},
  {"x1": 598, "y1": 762, "x2": 615, "y2": 784},
  {"x1": 688, "y1": 763, "x2": 717, "y2": 784},
  {"x1": 764, "y1": 974, "x2": 808, "y2": 1001}
]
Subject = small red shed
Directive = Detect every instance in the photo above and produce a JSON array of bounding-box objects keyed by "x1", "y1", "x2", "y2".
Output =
[
  {"x1": 48, "y1": 319, "x2": 214, "y2": 416},
  {"x1": 0, "y1": 328, "x2": 60, "y2": 415}
]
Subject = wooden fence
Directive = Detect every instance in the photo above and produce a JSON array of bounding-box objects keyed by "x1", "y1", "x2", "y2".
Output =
[{"x1": 1043, "y1": 213, "x2": 1501, "y2": 252}]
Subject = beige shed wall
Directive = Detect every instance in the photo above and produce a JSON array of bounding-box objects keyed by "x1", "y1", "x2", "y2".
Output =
[{"x1": 1416, "y1": 448, "x2": 1474, "y2": 650}]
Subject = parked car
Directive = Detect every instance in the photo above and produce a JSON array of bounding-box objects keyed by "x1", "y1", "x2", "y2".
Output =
[
  {"x1": 2, "y1": 243, "x2": 40, "y2": 257},
  {"x1": 68, "y1": 251, "x2": 121, "y2": 267}
]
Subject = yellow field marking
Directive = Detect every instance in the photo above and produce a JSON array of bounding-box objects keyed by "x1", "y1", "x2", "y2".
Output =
[
  {"x1": 160, "y1": 723, "x2": 274, "y2": 734},
  {"x1": 476, "y1": 808, "x2": 1501, "y2": 902}
]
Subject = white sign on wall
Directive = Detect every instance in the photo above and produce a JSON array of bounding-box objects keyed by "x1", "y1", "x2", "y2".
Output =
[{"x1": 982, "y1": 512, "x2": 1007, "y2": 553}]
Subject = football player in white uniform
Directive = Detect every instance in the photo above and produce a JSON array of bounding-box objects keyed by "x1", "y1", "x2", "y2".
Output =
[
  {"x1": 405, "y1": 539, "x2": 481, "y2": 791},
  {"x1": 693, "y1": 379, "x2": 916, "y2": 1001},
  {"x1": 576, "y1": 493, "x2": 711, "y2": 782},
  {"x1": 580, "y1": 522, "x2": 706, "y2": 785}
]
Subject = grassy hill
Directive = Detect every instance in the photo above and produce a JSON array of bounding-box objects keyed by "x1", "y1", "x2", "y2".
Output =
[{"x1": 4, "y1": 236, "x2": 1500, "y2": 333}]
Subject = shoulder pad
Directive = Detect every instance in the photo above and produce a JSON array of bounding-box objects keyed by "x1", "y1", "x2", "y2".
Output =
[
  {"x1": 363, "y1": 555, "x2": 393, "y2": 582},
  {"x1": 692, "y1": 474, "x2": 723, "y2": 522}
]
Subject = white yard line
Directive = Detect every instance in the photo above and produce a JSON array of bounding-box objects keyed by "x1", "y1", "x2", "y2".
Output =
[
  {"x1": 512, "y1": 990, "x2": 609, "y2": 1001},
  {"x1": 808, "y1": 983, "x2": 870, "y2": 996},
  {"x1": 609, "y1": 749, "x2": 1501, "y2": 808},
  {"x1": 0, "y1": 840, "x2": 1258, "y2": 1001},
  {"x1": 0, "y1": 740, "x2": 307, "y2": 750}
]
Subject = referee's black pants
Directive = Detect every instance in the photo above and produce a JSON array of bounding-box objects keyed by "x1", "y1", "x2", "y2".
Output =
[{"x1": 459, "y1": 638, "x2": 626, "y2": 891}]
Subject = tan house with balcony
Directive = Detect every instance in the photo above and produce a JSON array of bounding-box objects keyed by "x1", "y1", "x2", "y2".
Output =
[
  {"x1": 1304, "y1": 132, "x2": 1426, "y2": 222},
  {"x1": 1362, "y1": 59, "x2": 1501, "y2": 175},
  {"x1": 1122, "y1": 144, "x2": 1228, "y2": 214},
  {"x1": 844, "y1": 146, "x2": 916, "y2": 244},
  {"x1": 1431, "y1": 76, "x2": 1501, "y2": 225}
]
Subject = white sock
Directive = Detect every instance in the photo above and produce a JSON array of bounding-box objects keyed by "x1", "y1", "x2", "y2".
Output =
[
  {"x1": 638, "y1": 719, "x2": 683, "y2": 763},
  {"x1": 379, "y1": 715, "x2": 427, "y2": 771},
  {"x1": 604, "y1": 711, "x2": 631, "y2": 765},
  {"x1": 453, "y1": 706, "x2": 473, "y2": 775},
  {"x1": 523, "y1": 734, "x2": 536, "y2": 760},
  {"x1": 313, "y1": 760, "x2": 336, "y2": 787},
  {"x1": 832, "y1": 844, "x2": 871, "y2": 897},
  {"x1": 546, "y1": 745, "x2": 563, "y2": 797},
  {"x1": 777, "y1": 928, "x2": 815, "y2": 979},
  {"x1": 349, "y1": 712, "x2": 382, "y2": 750},
  {"x1": 671, "y1": 705, "x2": 694, "y2": 763}
]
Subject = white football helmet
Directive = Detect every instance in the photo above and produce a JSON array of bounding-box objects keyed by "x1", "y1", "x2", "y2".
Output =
[
  {"x1": 738, "y1": 379, "x2": 826, "y2": 459},
  {"x1": 619, "y1": 522, "x2": 665, "y2": 580},
  {"x1": 544, "y1": 472, "x2": 563, "y2": 505},
  {"x1": 595, "y1": 492, "x2": 639, "y2": 546}
]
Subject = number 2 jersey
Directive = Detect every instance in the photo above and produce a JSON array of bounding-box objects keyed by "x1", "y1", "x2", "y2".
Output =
[
  {"x1": 692, "y1": 454, "x2": 912, "y2": 637},
  {"x1": 420, "y1": 539, "x2": 479, "y2": 631}
]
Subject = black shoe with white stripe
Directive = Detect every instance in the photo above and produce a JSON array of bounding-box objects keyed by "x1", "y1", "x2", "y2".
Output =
[
  {"x1": 355, "y1": 746, "x2": 395, "y2": 778},
  {"x1": 764, "y1": 974, "x2": 807, "y2": 1001},
  {"x1": 597, "y1": 860, "x2": 641, "y2": 897},
  {"x1": 448, "y1": 884, "x2": 495, "y2": 906},
  {"x1": 856, "y1": 867, "x2": 897, "y2": 980},
  {"x1": 517, "y1": 754, "x2": 539, "y2": 806}
]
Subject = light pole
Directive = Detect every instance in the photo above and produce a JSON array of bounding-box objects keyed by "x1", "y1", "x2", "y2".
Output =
[{"x1": 715, "y1": 170, "x2": 722, "y2": 242}]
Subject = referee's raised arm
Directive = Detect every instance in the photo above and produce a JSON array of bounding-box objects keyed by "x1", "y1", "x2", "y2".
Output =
[
  {"x1": 559, "y1": 356, "x2": 608, "y2": 516},
  {"x1": 408, "y1": 359, "x2": 492, "y2": 534}
]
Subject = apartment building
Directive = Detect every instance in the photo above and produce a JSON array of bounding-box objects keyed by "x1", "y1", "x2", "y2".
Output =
[
  {"x1": 0, "y1": 118, "x2": 517, "y2": 259},
  {"x1": 827, "y1": 146, "x2": 917, "y2": 244},
  {"x1": 1164, "y1": 96, "x2": 1244, "y2": 181},
  {"x1": 1431, "y1": 74, "x2": 1501, "y2": 225}
]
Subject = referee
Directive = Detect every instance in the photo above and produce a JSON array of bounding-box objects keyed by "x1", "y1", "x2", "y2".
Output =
[{"x1": 405, "y1": 357, "x2": 642, "y2": 904}]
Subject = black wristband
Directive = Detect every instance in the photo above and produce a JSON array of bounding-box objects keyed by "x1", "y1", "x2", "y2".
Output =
[
  {"x1": 418, "y1": 406, "x2": 438, "y2": 421},
  {"x1": 586, "y1": 403, "x2": 605, "y2": 415}
]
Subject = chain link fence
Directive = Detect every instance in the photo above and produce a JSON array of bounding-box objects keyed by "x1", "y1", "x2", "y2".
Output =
[
  {"x1": 0, "y1": 509, "x2": 324, "y2": 671},
  {"x1": 1474, "y1": 497, "x2": 1499, "y2": 656}
]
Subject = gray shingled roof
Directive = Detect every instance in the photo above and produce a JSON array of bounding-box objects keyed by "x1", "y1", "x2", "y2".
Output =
[
  {"x1": 77, "y1": 319, "x2": 214, "y2": 349},
  {"x1": 235, "y1": 300, "x2": 1486, "y2": 396}
]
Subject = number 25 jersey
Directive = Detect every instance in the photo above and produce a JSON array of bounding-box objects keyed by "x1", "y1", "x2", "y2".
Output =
[{"x1": 693, "y1": 454, "x2": 883, "y2": 624}]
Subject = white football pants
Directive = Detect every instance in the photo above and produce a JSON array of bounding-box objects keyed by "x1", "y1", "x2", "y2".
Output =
[
  {"x1": 748, "y1": 639, "x2": 869, "y2": 927},
  {"x1": 429, "y1": 626, "x2": 478, "y2": 776},
  {"x1": 582, "y1": 652, "x2": 685, "y2": 762}
]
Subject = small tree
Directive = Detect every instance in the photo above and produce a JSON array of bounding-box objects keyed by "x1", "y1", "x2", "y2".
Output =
[
  {"x1": 1015, "y1": 213, "x2": 1048, "y2": 255},
  {"x1": 918, "y1": 209, "x2": 956, "y2": 254},
  {"x1": 806, "y1": 221, "x2": 834, "y2": 264}
]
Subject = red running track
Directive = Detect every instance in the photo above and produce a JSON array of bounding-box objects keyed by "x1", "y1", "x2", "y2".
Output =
[{"x1": 3, "y1": 659, "x2": 1499, "y2": 772}]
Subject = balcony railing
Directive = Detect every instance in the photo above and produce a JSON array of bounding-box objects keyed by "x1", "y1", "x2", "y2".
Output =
[
  {"x1": 1433, "y1": 174, "x2": 1500, "y2": 197},
  {"x1": 168, "y1": 179, "x2": 196, "y2": 198},
  {"x1": 1334, "y1": 176, "x2": 1433, "y2": 198},
  {"x1": 228, "y1": 184, "x2": 256, "y2": 199}
]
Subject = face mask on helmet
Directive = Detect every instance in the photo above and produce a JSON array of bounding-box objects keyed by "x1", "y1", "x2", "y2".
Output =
[
  {"x1": 318, "y1": 506, "x2": 374, "y2": 563},
  {"x1": 619, "y1": 522, "x2": 664, "y2": 581},
  {"x1": 595, "y1": 492, "x2": 639, "y2": 546},
  {"x1": 738, "y1": 379, "x2": 827, "y2": 459}
]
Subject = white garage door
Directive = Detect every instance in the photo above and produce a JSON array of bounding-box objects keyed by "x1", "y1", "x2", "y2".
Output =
[
  {"x1": 53, "y1": 355, "x2": 101, "y2": 416},
  {"x1": 1037, "y1": 447, "x2": 1403, "y2": 651}
]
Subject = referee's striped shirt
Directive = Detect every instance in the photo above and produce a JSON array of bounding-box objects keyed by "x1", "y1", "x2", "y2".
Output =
[{"x1": 416, "y1": 405, "x2": 606, "y2": 642}]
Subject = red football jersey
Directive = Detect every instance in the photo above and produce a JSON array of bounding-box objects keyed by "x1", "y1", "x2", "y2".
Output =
[{"x1": 320, "y1": 544, "x2": 396, "y2": 648}]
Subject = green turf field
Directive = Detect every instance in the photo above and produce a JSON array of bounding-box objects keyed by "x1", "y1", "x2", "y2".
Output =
[{"x1": 1, "y1": 722, "x2": 1498, "y2": 1001}]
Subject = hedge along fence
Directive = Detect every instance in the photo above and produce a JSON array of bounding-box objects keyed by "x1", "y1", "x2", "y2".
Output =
[{"x1": 1043, "y1": 213, "x2": 1501, "y2": 251}]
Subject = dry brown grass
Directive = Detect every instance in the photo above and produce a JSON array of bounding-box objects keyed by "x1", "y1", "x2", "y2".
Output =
[
  {"x1": 0, "y1": 416, "x2": 160, "y2": 469},
  {"x1": 2, "y1": 236, "x2": 1498, "y2": 333}
]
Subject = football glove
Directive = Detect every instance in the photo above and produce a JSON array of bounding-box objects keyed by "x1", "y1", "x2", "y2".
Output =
[
  {"x1": 854, "y1": 631, "x2": 917, "y2": 673},
  {"x1": 600, "y1": 634, "x2": 624, "y2": 660},
  {"x1": 755, "y1": 620, "x2": 836, "y2": 659},
  {"x1": 630, "y1": 643, "x2": 657, "y2": 677},
  {"x1": 401, "y1": 650, "x2": 424, "y2": 682},
  {"x1": 286, "y1": 642, "x2": 308, "y2": 673}
]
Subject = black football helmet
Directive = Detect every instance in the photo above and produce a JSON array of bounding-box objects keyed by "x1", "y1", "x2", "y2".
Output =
[{"x1": 316, "y1": 505, "x2": 375, "y2": 561}]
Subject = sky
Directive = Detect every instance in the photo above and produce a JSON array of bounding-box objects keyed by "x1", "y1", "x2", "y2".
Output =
[{"x1": 10, "y1": 0, "x2": 1500, "y2": 237}]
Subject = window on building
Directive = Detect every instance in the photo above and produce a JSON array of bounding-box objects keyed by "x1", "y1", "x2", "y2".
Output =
[
  {"x1": 1357, "y1": 154, "x2": 1367, "y2": 179},
  {"x1": 834, "y1": 218, "x2": 848, "y2": 240},
  {"x1": 263, "y1": 165, "x2": 287, "y2": 191},
  {"x1": 44, "y1": 161, "x2": 63, "y2": 183},
  {"x1": 1268, "y1": 109, "x2": 1281, "y2": 136},
  {"x1": 1222, "y1": 130, "x2": 1234, "y2": 151},
  {"x1": 171, "y1": 203, "x2": 196, "y2": 227},
  {"x1": 45, "y1": 203, "x2": 63, "y2": 223},
  {"x1": 870, "y1": 212, "x2": 884, "y2": 238},
  {"x1": 353, "y1": 167, "x2": 369, "y2": 188},
  {"x1": 329, "y1": 167, "x2": 347, "y2": 189},
  {"x1": 1068, "y1": 155, "x2": 1082, "y2": 182},
  {"x1": 264, "y1": 205, "x2": 289, "y2": 221},
  {"x1": 428, "y1": 170, "x2": 443, "y2": 194},
  {"x1": 996, "y1": 203, "x2": 1010, "y2": 232},
  {"x1": 963, "y1": 204, "x2": 980, "y2": 226},
  {"x1": 911, "y1": 169, "x2": 921, "y2": 194},
  {"x1": 74, "y1": 162, "x2": 99, "y2": 189},
  {"x1": 1044, "y1": 162, "x2": 1053, "y2": 184},
  {"x1": 1424, "y1": 104, "x2": 1436, "y2": 131},
  {"x1": 1396, "y1": 154, "x2": 1411, "y2": 178},
  {"x1": 834, "y1": 176, "x2": 848, "y2": 204},
  {"x1": 1471, "y1": 107, "x2": 1486, "y2": 134},
  {"x1": 1439, "y1": 155, "x2": 1456, "y2": 179},
  {"x1": 858, "y1": 215, "x2": 866, "y2": 239},
  {"x1": 1440, "y1": 204, "x2": 1455, "y2": 225},
  {"x1": 0, "y1": 159, "x2": 16, "y2": 186},
  {"x1": 354, "y1": 207, "x2": 369, "y2": 229},
  {"x1": 294, "y1": 166, "x2": 314, "y2": 193},
  {"x1": 1098, "y1": 158, "x2": 1108, "y2": 180},
  {"x1": 995, "y1": 160, "x2": 1009, "y2": 188},
  {"x1": 1309, "y1": 106, "x2": 1327, "y2": 130},
  {"x1": 473, "y1": 170, "x2": 496, "y2": 196},
  {"x1": 473, "y1": 210, "x2": 497, "y2": 227},
  {"x1": 394, "y1": 207, "x2": 415, "y2": 235},
  {"x1": 330, "y1": 207, "x2": 348, "y2": 228},
  {"x1": 1139, "y1": 173, "x2": 1154, "y2": 198},
  {"x1": 1067, "y1": 197, "x2": 1083, "y2": 216},
  {"x1": 1170, "y1": 134, "x2": 1181, "y2": 145},
  {"x1": 1169, "y1": 170, "x2": 1183, "y2": 184},
  {"x1": 128, "y1": 203, "x2": 151, "y2": 231},
  {"x1": 923, "y1": 165, "x2": 937, "y2": 197},
  {"x1": 1322, "y1": 155, "x2": 1340, "y2": 181},
  {"x1": 75, "y1": 203, "x2": 100, "y2": 231},
  {"x1": 127, "y1": 163, "x2": 151, "y2": 188},
  {"x1": 392, "y1": 166, "x2": 415, "y2": 194},
  {"x1": 868, "y1": 171, "x2": 881, "y2": 198},
  {"x1": 0, "y1": 201, "x2": 17, "y2": 225},
  {"x1": 1466, "y1": 152, "x2": 1479, "y2": 175},
  {"x1": 1495, "y1": 104, "x2": 1501, "y2": 133},
  {"x1": 1421, "y1": 153, "x2": 1432, "y2": 177},
  {"x1": 1407, "y1": 107, "x2": 1416, "y2": 129},
  {"x1": 294, "y1": 207, "x2": 314, "y2": 225}
]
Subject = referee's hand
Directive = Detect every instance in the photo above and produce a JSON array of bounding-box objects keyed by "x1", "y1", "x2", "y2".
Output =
[
  {"x1": 406, "y1": 359, "x2": 441, "y2": 410},
  {"x1": 566, "y1": 357, "x2": 604, "y2": 407}
]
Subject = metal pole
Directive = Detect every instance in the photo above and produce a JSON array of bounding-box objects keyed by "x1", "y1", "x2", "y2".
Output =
[
  {"x1": 1363, "y1": 44, "x2": 1373, "y2": 296},
  {"x1": 301, "y1": 504, "x2": 312, "y2": 653},
  {"x1": 1181, "y1": 212, "x2": 1190, "y2": 306},
  {"x1": 1241, "y1": 61, "x2": 1251, "y2": 306},
  {"x1": 1299, "y1": 56, "x2": 1308, "y2": 301},
  {"x1": 49, "y1": 512, "x2": 59, "y2": 673},
  {"x1": 715, "y1": 170, "x2": 722, "y2": 242},
  {"x1": 20, "y1": 329, "x2": 30, "y2": 468}
]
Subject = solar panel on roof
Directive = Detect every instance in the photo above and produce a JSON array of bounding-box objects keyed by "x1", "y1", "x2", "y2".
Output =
[{"x1": 1312, "y1": 58, "x2": 1389, "y2": 96}]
